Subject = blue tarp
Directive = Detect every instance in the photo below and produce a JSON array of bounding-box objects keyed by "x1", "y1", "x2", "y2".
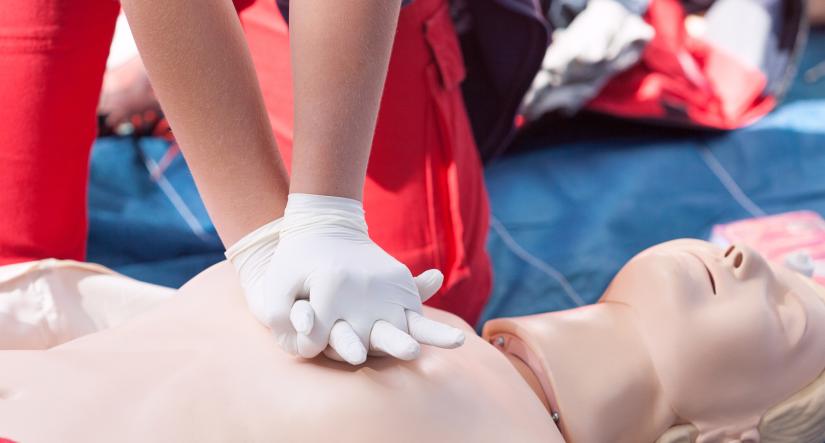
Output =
[
  {"x1": 87, "y1": 139, "x2": 223, "y2": 287},
  {"x1": 87, "y1": 30, "x2": 825, "y2": 328}
]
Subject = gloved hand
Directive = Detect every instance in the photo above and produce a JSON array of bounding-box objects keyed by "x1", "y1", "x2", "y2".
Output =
[{"x1": 225, "y1": 193, "x2": 465, "y2": 365}]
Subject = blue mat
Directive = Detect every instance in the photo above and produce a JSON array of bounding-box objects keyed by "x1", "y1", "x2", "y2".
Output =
[
  {"x1": 87, "y1": 139, "x2": 224, "y2": 288},
  {"x1": 479, "y1": 29, "x2": 825, "y2": 325},
  {"x1": 87, "y1": 29, "x2": 825, "y2": 325}
]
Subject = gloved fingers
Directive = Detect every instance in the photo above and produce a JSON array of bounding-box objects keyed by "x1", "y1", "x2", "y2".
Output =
[
  {"x1": 369, "y1": 320, "x2": 420, "y2": 361},
  {"x1": 273, "y1": 331, "x2": 299, "y2": 356},
  {"x1": 268, "y1": 281, "x2": 318, "y2": 358},
  {"x1": 413, "y1": 269, "x2": 444, "y2": 303},
  {"x1": 328, "y1": 320, "x2": 368, "y2": 365},
  {"x1": 295, "y1": 320, "x2": 330, "y2": 359},
  {"x1": 291, "y1": 300, "x2": 322, "y2": 358},
  {"x1": 262, "y1": 276, "x2": 303, "y2": 334},
  {"x1": 406, "y1": 310, "x2": 465, "y2": 349},
  {"x1": 289, "y1": 300, "x2": 314, "y2": 335},
  {"x1": 322, "y1": 346, "x2": 346, "y2": 362},
  {"x1": 293, "y1": 274, "x2": 342, "y2": 358}
]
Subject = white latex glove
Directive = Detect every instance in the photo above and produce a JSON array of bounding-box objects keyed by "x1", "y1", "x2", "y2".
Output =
[{"x1": 225, "y1": 193, "x2": 465, "y2": 365}]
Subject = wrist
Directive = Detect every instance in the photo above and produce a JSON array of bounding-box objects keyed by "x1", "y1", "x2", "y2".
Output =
[{"x1": 282, "y1": 193, "x2": 368, "y2": 237}]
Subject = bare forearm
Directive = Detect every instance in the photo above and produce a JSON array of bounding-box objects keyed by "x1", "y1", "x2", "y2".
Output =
[
  {"x1": 121, "y1": 0, "x2": 288, "y2": 246},
  {"x1": 288, "y1": 0, "x2": 401, "y2": 200}
]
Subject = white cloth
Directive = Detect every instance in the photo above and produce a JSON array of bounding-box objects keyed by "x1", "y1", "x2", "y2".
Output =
[
  {"x1": 522, "y1": 0, "x2": 654, "y2": 118},
  {"x1": 0, "y1": 260, "x2": 174, "y2": 350},
  {"x1": 107, "y1": 14, "x2": 140, "y2": 69}
]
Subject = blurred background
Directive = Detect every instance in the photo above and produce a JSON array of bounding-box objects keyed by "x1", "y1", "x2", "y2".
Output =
[{"x1": 90, "y1": 0, "x2": 825, "y2": 328}]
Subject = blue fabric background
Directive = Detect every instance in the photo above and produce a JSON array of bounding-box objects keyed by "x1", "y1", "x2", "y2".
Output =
[
  {"x1": 87, "y1": 139, "x2": 224, "y2": 286},
  {"x1": 480, "y1": 29, "x2": 825, "y2": 325}
]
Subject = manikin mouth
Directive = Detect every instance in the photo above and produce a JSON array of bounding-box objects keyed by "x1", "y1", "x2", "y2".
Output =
[
  {"x1": 489, "y1": 334, "x2": 562, "y2": 428},
  {"x1": 705, "y1": 263, "x2": 717, "y2": 294}
]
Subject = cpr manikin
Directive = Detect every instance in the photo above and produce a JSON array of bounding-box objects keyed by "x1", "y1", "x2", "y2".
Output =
[{"x1": 2, "y1": 240, "x2": 825, "y2": 443}]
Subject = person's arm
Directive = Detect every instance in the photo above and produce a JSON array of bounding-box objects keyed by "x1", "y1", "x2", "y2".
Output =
[
  {"x1": 288, "y1": 0, "x2": 400, "y2": 200},
  {"x1": 120, "y1": 0, "x2": 288, "y2": 246},
  {"x1": 276, "y1": 1, "x2": 466, "y2": 363},
  {"x1": 120, "y1": 0, "x2": 398, "y2": 238},
  {"x1": 121, "y1": 0, "x2": 464, "y2": 364}
]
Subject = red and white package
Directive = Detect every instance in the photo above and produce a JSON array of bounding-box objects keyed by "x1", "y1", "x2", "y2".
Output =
[{"x1": 710, "y1": 211, "x2": 825, "y2": 285}]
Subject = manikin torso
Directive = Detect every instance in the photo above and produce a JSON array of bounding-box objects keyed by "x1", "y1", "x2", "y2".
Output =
[
  {"x1": 0, "y1": 263, "x2": 560, "y2": 443},
  {"x1": 2, "y1": 239, "x2": 825, "y2": 443}
]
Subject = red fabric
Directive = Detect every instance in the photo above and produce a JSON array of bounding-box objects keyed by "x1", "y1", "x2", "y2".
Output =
[
  {"x1": 0, "y1": 0, "x2": 120, "y2": 265},
  {"x1": 239, "y1": 0, "x2": 491, "y2": 324},
  {"x1": 0, "y1": 0, "x2": 491, "y2": 324},
  {"x1": 0, "y1": 0, "x2": 246, "y2": 265},
  {"x1": 233, "y1": 0, "x2": 255, "y2": 12},
  {"x1": 588, "y1": 0, "x2": 775, "y2": 129}
]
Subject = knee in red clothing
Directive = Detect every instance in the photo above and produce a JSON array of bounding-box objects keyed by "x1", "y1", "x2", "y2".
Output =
[{"x1": 0, "y1": 0, "x2": 119, "y2": 264}]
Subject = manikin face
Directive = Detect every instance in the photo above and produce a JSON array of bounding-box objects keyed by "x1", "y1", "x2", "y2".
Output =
[{"x1": 602, "y1": 239, "x2": 825, "y2": 442}]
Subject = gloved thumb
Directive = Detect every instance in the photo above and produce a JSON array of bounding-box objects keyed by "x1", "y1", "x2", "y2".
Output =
[
  {"x1": 289, "y1": 300, "x2": 314, "y2": 335},
  {"x1": 413, "y1": 269, "x2": 444, "y2": 303}
]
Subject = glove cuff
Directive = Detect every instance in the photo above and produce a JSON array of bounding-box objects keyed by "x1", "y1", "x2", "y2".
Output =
[
  {"x1": 285, "y1": 193, "x2": 364, "y2": 218},
  {"x1": 225, "y1": 217, "x2": 283, "y2": 286},
  {"x1": 282, "y1": 193, "x2": 368, "y2": 236}
]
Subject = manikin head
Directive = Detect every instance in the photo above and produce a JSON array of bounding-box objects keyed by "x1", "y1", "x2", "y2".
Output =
[
  {"x1": 486, "y1": 239, "x2": 825, "y2": 443},
  {"x1": 609, "y1": 239, "x2": 825, "y2": 441}
]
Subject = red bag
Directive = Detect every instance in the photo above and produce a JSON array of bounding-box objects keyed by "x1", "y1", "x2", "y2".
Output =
[{"x1": 588, "y1": 0, "x2": 804, "y2": 129}]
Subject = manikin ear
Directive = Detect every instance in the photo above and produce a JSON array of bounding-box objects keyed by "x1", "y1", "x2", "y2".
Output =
[{"x1": 696, "y1": 426, "x2": 760, "y2": 443}]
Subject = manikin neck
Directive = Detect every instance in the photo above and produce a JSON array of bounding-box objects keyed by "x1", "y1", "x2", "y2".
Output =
[{"x1": 498, "y1": 303, "x2": 678, "y2": 443}]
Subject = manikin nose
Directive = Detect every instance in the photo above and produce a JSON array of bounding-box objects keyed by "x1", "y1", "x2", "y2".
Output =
[
  {"x1": 723, "y1": 244, "x2": 745, "y2": 268},
  {"x1": 721, "y1": 244, "x2": 758, "y2": 280}
]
